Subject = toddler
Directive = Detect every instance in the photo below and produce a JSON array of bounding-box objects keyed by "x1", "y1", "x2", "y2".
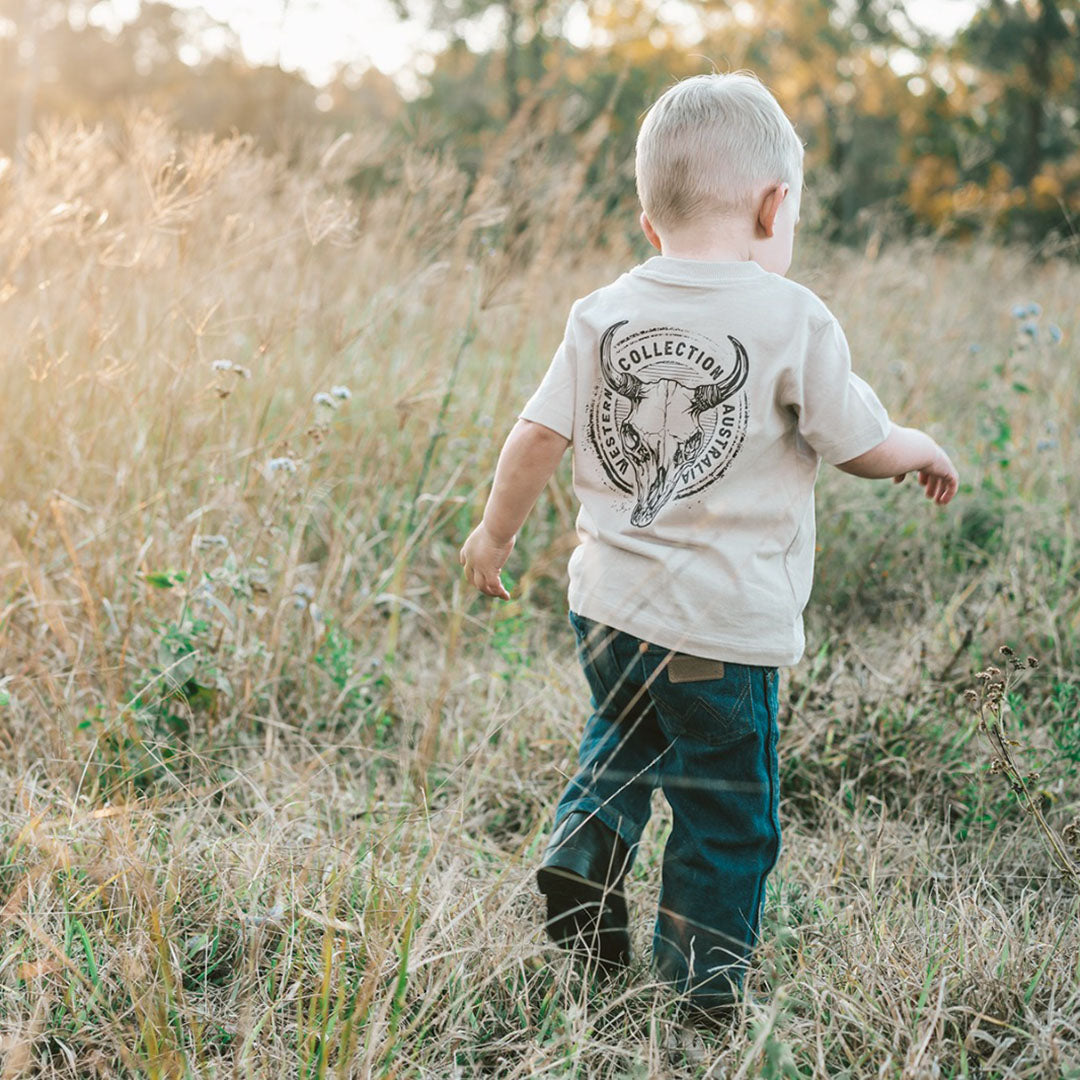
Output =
[{"x1": 459, "y1": 72, "x2": 958, "y2": 1018}]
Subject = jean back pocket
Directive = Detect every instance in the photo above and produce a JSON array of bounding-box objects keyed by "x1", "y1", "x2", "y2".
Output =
[{"x1": 650, "y1": 655, "x2": 757, "y2": 747}]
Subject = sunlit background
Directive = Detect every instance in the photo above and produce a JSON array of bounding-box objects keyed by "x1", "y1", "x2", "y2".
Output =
[{"x1": 3, "y1": 0, "x2": 1079, "y2": 243}]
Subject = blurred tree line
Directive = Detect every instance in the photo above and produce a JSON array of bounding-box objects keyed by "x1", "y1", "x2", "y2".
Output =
[
  {"x1": 3, "y1": 0, "x2": 1079, "y2": 247},
  {"x1": 0, "y1": 1, "x2": 402, "y2": 156}
]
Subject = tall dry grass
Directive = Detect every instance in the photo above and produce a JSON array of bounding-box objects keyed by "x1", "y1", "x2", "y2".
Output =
[{"x1": 0, "y1": 110, "x2": 1078, "y2": 1078}]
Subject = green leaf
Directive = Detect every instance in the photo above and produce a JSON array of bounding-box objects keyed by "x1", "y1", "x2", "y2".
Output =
[
  {"x1": 185, "y1": 933, "x2": 211, "y2": 955},
  {"x1": 71, "y1": 918, "x2": 101, "y2": 990},
  {"x1": 0, "y1": 689, "x2": 9, "y2": 708},
  {"x1": 145, "y1": 569, "x2": 188, "y2": 589},
  {"x1": 1011, "y1": 381, "x2": 1031, "y2": 394},
  {"x1": 180, "y1": 683, "x2": 219, "y2": 710}
]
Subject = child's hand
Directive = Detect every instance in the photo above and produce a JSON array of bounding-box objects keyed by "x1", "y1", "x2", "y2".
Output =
[
  {"x1": 892, "y1": 444, "x2": 959, "y2": 506},
  {"x1": 459, "y1": 523, "x2": 515, "y2": 600}
]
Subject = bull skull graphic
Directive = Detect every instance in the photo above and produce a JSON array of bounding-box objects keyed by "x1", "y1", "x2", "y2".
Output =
[{"x1": 599, "y1": 320, "x2": 749, "y2": 527}]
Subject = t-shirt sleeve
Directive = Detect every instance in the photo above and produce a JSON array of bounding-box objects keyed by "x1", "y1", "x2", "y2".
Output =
[
  {"x1": 517, "y1": 306, "x2": 578, "y2": 441},
  {"x1": 786, "y1": 317, "x2": 891, "y2": 465}
]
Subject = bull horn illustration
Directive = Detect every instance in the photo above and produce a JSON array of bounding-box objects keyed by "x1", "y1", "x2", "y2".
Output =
[
  {"x1": 691, "y1": 336, "x2": 748, "y2": 413},
  {"x1": 598, "y1": 320, "x2": 643, "y2": 400}
]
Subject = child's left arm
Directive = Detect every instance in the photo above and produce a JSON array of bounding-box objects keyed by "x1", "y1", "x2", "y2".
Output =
[{"x1": 459, "y1": 419, "x2": 570, "y2": 599}]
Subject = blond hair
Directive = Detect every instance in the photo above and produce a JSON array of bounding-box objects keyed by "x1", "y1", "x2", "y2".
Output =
[{"x1": 635, "y1": 72, "x2": 804, "y2": 230}]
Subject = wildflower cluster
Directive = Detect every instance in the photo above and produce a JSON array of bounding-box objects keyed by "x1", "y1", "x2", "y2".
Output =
[
  {"x1": 313, "y1": 385, "x2": 352, "y2": 409},
  {"x1": 963, "y1": 646, "x2": 1079, "y2": 888},
  {"x1": 266, "y1": 456, "x2": 297, "y2": 475},
  {"x1": 210, "y1": 357, "x2": 253, "y2": 398},
  {"x1": 307, "y1": 384, "x2": 353, "y2": 443},
  {"x1": 211, "y1": 358, "x2": 252, "y2": 378},
  {"x1": 1010, "y1": 300, "x2": 1063, "y2": 346}
]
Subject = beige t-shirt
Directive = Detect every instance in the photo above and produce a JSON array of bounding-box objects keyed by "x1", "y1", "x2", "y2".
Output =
[{"x1": 519, "y1": 255, "x2": 891, "y2": 667}]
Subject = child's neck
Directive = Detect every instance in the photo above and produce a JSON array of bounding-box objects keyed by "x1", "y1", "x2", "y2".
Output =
[
  {"x1": 658, "y1": 238, "x2": 753, "y2": 262},
  {"x1": 656, "y1": 220, "x2": 754, "y2": 263}
]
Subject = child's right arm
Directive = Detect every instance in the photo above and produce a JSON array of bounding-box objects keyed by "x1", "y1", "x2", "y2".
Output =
[
  {"x1": 835, "y1": 423, "x2": 959, "y2": 505},
  {"x1": 459, "y1": 419, "x2": 571, "y2": 599}
]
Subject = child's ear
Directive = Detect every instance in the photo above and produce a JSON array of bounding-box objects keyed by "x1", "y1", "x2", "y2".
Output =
[
  {"x1": 640, "y1": 211, "x2": 662, "y2": 251},
  {"x1": 756, "y1": 184, "x2": 789, "y2": 239}
]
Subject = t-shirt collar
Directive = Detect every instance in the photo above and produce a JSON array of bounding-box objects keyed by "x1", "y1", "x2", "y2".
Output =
[{"x1": 631, "y1": 255, "x2": 769, "y2": 284}]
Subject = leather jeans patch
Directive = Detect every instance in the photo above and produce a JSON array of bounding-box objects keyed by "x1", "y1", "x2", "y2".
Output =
[{"x1": 666, "y1": 655, "x2": 726, "y2": 684}]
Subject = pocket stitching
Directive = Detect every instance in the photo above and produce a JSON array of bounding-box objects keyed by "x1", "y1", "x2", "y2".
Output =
[{"x1": 664, "y1": 668, "x2": 755, "y2": 747}]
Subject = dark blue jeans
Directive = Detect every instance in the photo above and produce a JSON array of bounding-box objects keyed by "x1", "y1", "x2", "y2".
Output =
[{"x1": 553, "y1": 610, "x2": 782, "y2": 1007}]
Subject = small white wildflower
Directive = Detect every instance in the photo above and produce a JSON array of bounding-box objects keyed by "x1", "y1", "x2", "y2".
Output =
[
  {"x1": 314, "y1": 392, "x2": 336, "y2": 408},
  {"x1": 331, "y1": 385, "x2": 351, "y2": 400},
  {"x1": 267, "y1": 456, "x2": 297, "y2": 474},
  {"x1": 213, "y1": 360, "x2": 252, "y2": 378}
]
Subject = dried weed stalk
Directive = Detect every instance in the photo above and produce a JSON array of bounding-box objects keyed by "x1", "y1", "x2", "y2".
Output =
[{"x1": 964, "y1": 646, "x2": 1080, "y2": 888}]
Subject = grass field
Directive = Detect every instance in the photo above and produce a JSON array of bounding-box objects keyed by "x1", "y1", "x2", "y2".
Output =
[{"x1": 1, "y1": 114, "x2": 1079, "y2": 1078}]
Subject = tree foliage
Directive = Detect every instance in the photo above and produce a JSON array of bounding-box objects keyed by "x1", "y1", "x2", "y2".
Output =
[
  {"x1": 3, "y1": 0, "x2": 1078, "y2": 244},
  {"x1": 390, "y1": 0, "x2": 1080, "y2": 244}
]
